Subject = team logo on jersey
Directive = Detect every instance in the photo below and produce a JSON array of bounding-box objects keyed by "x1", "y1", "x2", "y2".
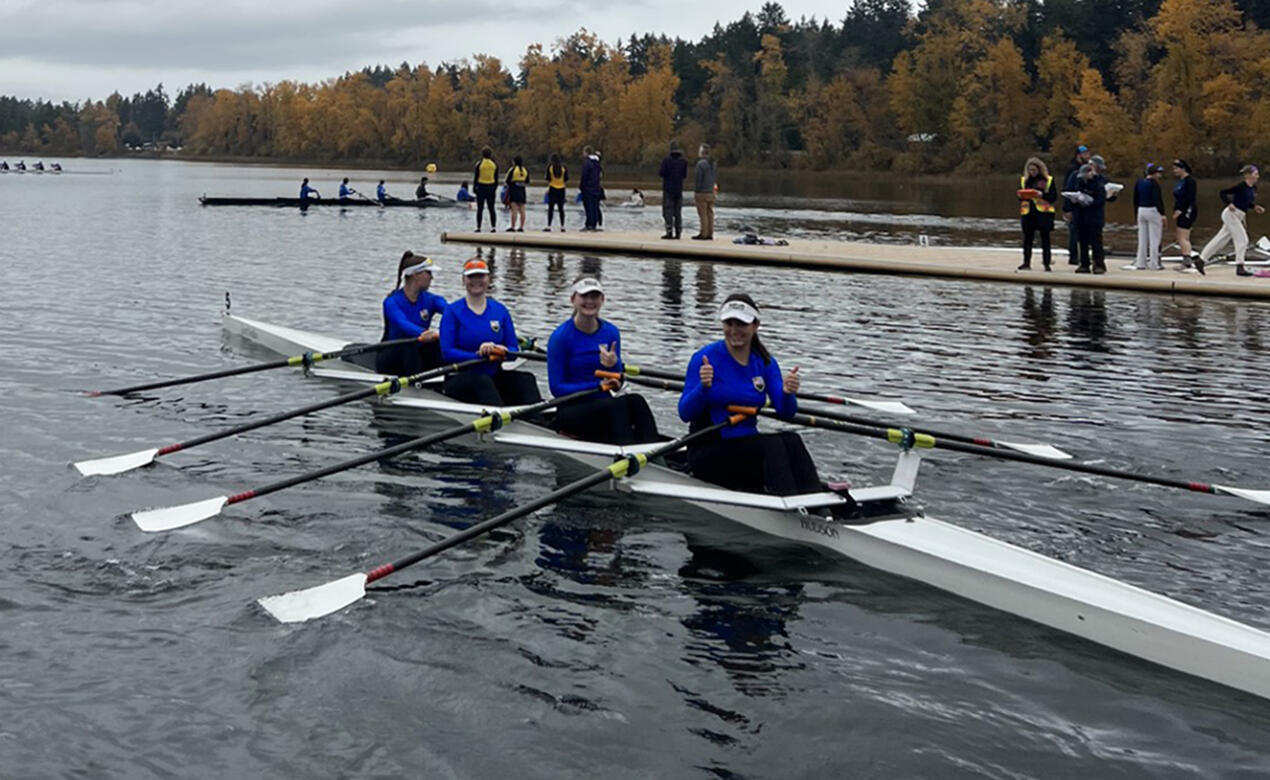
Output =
[
  {"x1": 752, "y1": 375, "x2": 766, "y2": 392},
  {"x1": 490, "y1": 320, "x2": 501, "y2": 333}
]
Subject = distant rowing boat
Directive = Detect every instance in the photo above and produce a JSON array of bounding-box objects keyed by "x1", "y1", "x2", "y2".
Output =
[{"x1": 198, "y1": 195, "x2": 462, "y2": 208}]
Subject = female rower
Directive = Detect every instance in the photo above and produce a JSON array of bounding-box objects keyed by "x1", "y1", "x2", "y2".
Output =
[
  {"x1": 1131, "y1": 164, "x2": 1166, "y2": 271},
  {"x1": 439, "y1": 257, "x2": 542, "y2": 406},
  {"x1": 547, "y1": 277, "x2": 659, "y2": 445},
  {"x1": 678, "y1": 294, "x2": 820, "y2": 495},
  {"x1": 1172, "y1": 159, "x2": 1200, "y2": 273},
  {"x1": 376, "y1": 251, "x2": 447, "y2": 376},
  {"x1": 1199, "y1": 164, "x2": 1265, "y2": 277},
  {"x1": 545, "y1": 153, "x2": 568, "y2": 232},
  {"x1": 1017, "y1": 156, "x2": 1057, "y2": 271},
  {"x1": 505, "y1": 155, "x2": 529, "y2": 231},
  {"x1": 472, "y1": 146, "x2": 499, "y2": 232}
]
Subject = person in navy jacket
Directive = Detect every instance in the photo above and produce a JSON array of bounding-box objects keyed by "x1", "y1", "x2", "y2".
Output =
[
  {"x1": 547, "y1": 277, "x2": 659, "y2": 445},
  {"x1": 439, "y1": 257, "x2": 542, "y2": 406},
  {"x1": 678, "y1": 294, "x2": 820, "y2": 495}
]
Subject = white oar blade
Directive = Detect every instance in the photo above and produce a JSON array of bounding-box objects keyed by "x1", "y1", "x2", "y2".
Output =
[
  {"x1": 1258, "y1": 235, "x2": 1270, "y2": 252},
  {"x1": 997, "y1": 441, "x2": 1072, "y2": 460},
  {"x1": 846, "y1": 398, "x2": 915, "y2": 415},
  {"x1": 131, "y1": 496, "x2": 228, "y2": 532},
  {"x1": 1214, "y1": 485, "x2": 1270, "y2": 506},
  {"x1": 258, "y1": 573, "x2": 368, "y2": 623},
  {"x1": 73, "y1": 447, "x2": 159, "y2": 476}
]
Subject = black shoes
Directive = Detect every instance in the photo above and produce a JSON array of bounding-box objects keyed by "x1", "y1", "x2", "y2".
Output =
[
  {"x1": 662, "y1": 232, "x2": 674, "y2": 239},
  {"x1": 1075, "y1": 265, "x2": 1091, "y2": 274},
  {"x1": 1017, "y1": 263, "x2": 1031, "y2": 271},
  {"x1": 1093, "y1": 264, "x2": 1107, "y2": 275},
  {"x1": 1194, "y1": 257, "x2": 1205, "y2": 275},
  {"x1": 1237, "y1": 265, "x2": 1254, "y2": 277}
]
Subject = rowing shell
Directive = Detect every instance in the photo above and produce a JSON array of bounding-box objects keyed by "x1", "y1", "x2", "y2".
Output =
[{"x1": 223, "y1": 312, "x2": 1270, "y2": 701}]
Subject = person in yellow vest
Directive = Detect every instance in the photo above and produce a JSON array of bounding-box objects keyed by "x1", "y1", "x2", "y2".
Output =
[
  {"x1": 472, "y1": 146, "x2": 499, "y2": 232},
  {"x1": 1017, "y1": 157, "x2": 1058, "y2": 271},
  {"x1": 505, "y1": 155, "x2": 530, "y2": 232},
  {"x1": 544, "y1": 153, "x2": 568, "y2": 232}
]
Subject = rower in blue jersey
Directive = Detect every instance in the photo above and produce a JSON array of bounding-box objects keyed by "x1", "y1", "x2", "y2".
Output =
[
  {"x1": 547, "y1": 277, "x2": 659, "y2": 445},
  {"x1": 299, "y1": 178, "x2": 320, "y2": 206},
  {"x1": 439, "y1": 257, "x2": 542, "y2": 406},
  {"x1": 338, "y1": 177, "x2": 355, "y2": 203},
  {"x1": 456, "y1": 182, "x2": 475, "y2": 202},
  {"x1": 376, "y1": 251, "x2": 447, "y2": 376},
  {"x1": 376, "y1": 180, "x2": 389, "y2": 204},
  {"x1": 679, "y1": 294, "x2": 820, "y2": 495}
]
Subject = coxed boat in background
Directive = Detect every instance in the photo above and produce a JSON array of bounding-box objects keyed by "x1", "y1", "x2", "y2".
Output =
[
  {"x1": 198, "y1": 195, "x2": 462, "y2": 208},
  {"x1": 223, "y1": 312, "x2": 1270, "y2": 701}
]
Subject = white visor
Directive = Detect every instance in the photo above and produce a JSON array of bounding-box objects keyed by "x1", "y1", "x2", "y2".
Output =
[
  {"x1": 718, "y1": 299, "x2": 759, "y2": 324},
  {"x1": 572, "y1": 277, "x2": 604, "y2": 295},
  {"x1": 402, "y1": 257, "x2": 434, "y2": 276}
]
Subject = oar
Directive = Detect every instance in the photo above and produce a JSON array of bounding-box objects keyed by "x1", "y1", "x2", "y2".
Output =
[
  {"x1": 87, "y1": 336, "x2": 424, "y2": 396},
  {"x1": 735, "y1": 405, "x2": 1270, "y2": 507},
  {"x1": 128, "y1": 383, "x2": 612, "y2": 533},
  {"x1": 609, "y1": 372, "x2": 1070, "y2": 459},
  {"x1": 256, "y1": 411, "x2": 752, "y2": 623},
  {"x1": 74, "y1": 356, "x2": 490, "y2": 476},
  {"x1": 511, "y1": 349, "x2": 914, "y2": 415}
]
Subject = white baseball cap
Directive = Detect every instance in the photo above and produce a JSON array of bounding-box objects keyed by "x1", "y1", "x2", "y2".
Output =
[
  {"x1": 572, "y1": 277, "x2": 604, "y2": 295},
  {"x1": 718, "y1": 299, "x2": 760, "y2": 324}
]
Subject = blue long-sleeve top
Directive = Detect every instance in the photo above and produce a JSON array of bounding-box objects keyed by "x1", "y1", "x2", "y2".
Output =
[
  {"x1": 377, "y1": 183, "x2": 387, "y2": 200},
  {"x1": 456, "y1": 186, "x2": 475, "y2": 202},
  {"x1": 1133, "y1": 178, "x2": 1165, "y2": 215},
  {"x1": 1173, "y1": 177, "x2": 1197, "y2": 217},
  {"x1": 547, "y1": 318, "x2": 622, "y2": 397},
  {"x1": 1220, "y1": 181, "x2": 1257, "y2": 212},
  {"x1": 299, "y1": 183, "x2": 318, "y2": 199},
  {"x1": 339, "y1": 183, "x2": 353, "y2": 198},
  {"x1": 439, "y1": 297, "x2": 519, "y2": 376},
  {"x1": 382, "y1": 288, "x2": 447, "y2": 340},
  {"x1": 678, "y1": 341, "x2": 796, "y2": 439}
]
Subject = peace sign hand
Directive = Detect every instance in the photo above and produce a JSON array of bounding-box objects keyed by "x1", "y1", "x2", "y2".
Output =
[{"x1": 598, "y1": 341, "x2": 617, "y2": 368}]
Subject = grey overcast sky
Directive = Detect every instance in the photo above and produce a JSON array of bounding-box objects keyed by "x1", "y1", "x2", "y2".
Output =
[{"x1": 0, "y1": 0, "x2": 851, "y2": 103}]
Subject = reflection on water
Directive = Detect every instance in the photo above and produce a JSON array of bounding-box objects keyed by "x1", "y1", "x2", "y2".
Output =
[{"x1": 1066, "y1": 289, "x2": 1111, "y2": 353}]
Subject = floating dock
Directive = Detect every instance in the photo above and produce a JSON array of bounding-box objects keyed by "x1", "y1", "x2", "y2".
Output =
[{"x1": 441, "y1": 230, "x2": 1270, "y2": 301}]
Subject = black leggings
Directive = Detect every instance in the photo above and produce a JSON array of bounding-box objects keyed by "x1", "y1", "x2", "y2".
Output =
[
  {"x1": 1078, "y1": 224, "x2": 1105, "y2": 270},
  {"x1": 1021, "y1": 212, "x2": 1053, "y2": 267},
  {"x1": 475, "y1": 183, "x2": 497, "y2": 229},
  {"x1": 443, "y1": 370, "x2": 541, "y2": 407},
  {"x1": 552, "y1": 394, "x2": 659, "y2": 445},
  {"x1": 688, "y1": 431, "x2": 820, "y2": 496},
  {"x1": 546, "y1": 189, "x2": 565, "y2": 226},
  {"x1": 374, "y1": 340, "x2": 440, "y2": 377}
]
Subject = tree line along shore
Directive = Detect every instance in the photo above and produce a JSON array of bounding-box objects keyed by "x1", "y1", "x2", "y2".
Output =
[{"x1": 1, "y1": 1, "x2": 1268, "y2": 177}]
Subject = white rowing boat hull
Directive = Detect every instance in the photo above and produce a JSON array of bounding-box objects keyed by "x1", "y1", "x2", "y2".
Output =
[{"x1": 223, "y1": 313, "x2": 1270, "y2": 700}]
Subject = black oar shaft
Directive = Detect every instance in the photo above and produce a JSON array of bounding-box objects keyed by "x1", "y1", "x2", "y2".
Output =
[
  {"x1": 156, "y1": 358, "x2": 486, "y2": 457},
  {"x1": 772, "y1": 409, "x2": 1218, "y2": 497},
  {"x1": 91, "y1": 337, "x2": 420, "y2": 396},
  {"x1": 223, "y1": 386, "x2": 601, "y2": 507},
  {"x1": 365, "y1": 416, "x2": 741, "y2": 584}
]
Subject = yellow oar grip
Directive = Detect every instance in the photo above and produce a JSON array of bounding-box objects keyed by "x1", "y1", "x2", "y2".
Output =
[
  {"x1": 886, "y1": 428, "x2": 935, "y2": 448},
  {"x1": 607, "y1": 453, "x2": 648, "y2": 478}
]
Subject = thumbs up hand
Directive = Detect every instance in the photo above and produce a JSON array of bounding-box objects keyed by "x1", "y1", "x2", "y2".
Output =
[
  {"x1": 700, "y1": 355, "x2": 713, "y2": 388},
  {"x1": 783, "y1": 365, "x2": 800, "y2": 394},
  {"x1": 598, "y1": 341, "x2": 617, "y2": 368}
]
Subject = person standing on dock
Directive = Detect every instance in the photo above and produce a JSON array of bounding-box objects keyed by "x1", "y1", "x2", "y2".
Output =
[
  {"x1": 1073, "y1": 163, "x2": 1108, "y2": 274},
  {"x1": 1062, "y1": 145, "x2": 1091, "y2": 265},
  {"x1": 505, "y1": 155, "x2": 529, "y2": 232},
  {"x1": 1199, "y1": 165, "x2": 1264, "y2": 277},
  {"x1": 1017, "y1": 157, "x2": 1057, "y2": 271},
  {"x1": 473, "y1": 147, "x2": 499, "y2": 232},
  {"x1": 1172, "y1": 159, "x2": 1201, "y2": 273},
  {"x1": 299, "y1": 178, "x2": 320, "y2": 208},
  {"x1": 377, "y1": 252, "x2": 447, "y2": 376},
  {"x1": 544, "y1": 153, "x2": 568, "y2": 232},
  {"x1": 1132, "y1": 164, "x2": 1167, "y2": 270},
  {"x1": 659, "y1": 139, "x2": 688, "y2": 239},
  {"x1": 693, "y1": 144, "x2": 717, "y2": 240},
  {"x1": 580, "y1": 146, "x2": 603, "y2": 231},
  {"x1": 678, "y1": 294, "x2": 820, "y2": 495},
  {"x1": 547, "y1": 276, "x2": 660, "y2": 445}
]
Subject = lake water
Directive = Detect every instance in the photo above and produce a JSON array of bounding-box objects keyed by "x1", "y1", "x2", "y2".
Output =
[{"x1": 3, "y1": 158, "x2": 1270, "y2": 778}]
